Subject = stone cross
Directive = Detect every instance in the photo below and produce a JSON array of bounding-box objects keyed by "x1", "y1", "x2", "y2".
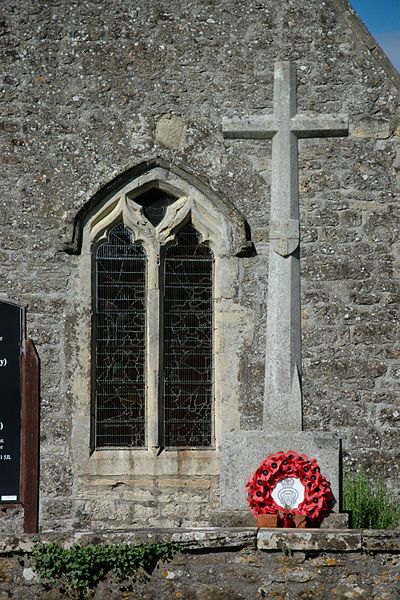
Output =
[{"x1": 222, "y1": 62, "x2": 348, "y2": 432}]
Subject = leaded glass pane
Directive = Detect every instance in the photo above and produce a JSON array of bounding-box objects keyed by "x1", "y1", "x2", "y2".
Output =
[
  {"x1": 163, "y1": 223, "x2": 213, "y2": 447},
  {"x1": 94, "y1": 223, "x2": 146, "y2": 448}
]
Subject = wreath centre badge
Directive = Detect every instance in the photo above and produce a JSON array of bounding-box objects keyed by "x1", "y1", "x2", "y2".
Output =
[{"x1": 271, "y1": 477, "x2": 305, "y2": 509}]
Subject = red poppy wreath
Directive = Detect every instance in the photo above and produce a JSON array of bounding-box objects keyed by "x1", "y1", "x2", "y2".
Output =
[{"x1": 246, "y1": 450, "x2": 333, "y2": 523}]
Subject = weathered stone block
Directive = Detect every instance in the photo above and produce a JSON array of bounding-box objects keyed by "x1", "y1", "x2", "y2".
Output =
[
  {"x1": 257, "y1": 529, "x2": 362, "y2": 552},
  {"x1": 351, "y1": 117, "x2": 393, "y2": 139},
  {"x1": 158, "y1": 478, "x2": 211, "y2": 490},
  {"x1": 362, "y1": 530, "x2": 400, "y2": 553},
  {"x1": 155, "y1": 114, "x2": 187, "y2": 149}
]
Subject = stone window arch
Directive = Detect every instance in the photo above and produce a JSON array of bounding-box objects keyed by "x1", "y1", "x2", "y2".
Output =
[
  {"x1": 86, "y1": 165, "x2": 246, "y2": 451},
  {"x1": 69, "y1": 161, "x2": 249, "y2": 482}
]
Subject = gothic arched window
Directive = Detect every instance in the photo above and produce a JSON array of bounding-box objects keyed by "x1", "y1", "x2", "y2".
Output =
[
  {"x1": 92, "y1": 192, "x2": 214, "y2": 450},
  {"x1": 74, "y1": 163, "x2": 249, "y2": 462}
]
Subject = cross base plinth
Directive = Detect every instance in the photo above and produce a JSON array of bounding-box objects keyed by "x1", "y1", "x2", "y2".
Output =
[{"x1": 220, "y1": 431, "x2": 348, "y2": 528}]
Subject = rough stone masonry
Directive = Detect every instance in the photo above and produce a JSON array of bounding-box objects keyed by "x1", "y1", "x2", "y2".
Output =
[
  {"x1": 0, "y1": 529, "x2": 399, "y2": 598},
  {"x1": 0, "y1": 0, "x2": 399, "y2": 531}
]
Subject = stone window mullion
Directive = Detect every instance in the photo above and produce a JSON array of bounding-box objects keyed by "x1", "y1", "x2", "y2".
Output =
[{"x1": 145, "y1": 242, "x2": 161, "y2": 449}]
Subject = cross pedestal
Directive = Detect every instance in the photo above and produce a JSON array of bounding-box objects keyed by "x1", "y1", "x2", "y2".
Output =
[{"x1": 220, "y1": 63, "x2": 349, "y2": 524}]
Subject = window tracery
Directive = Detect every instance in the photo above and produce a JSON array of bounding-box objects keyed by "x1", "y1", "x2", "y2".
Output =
[{"x1": 75, "y1": 162, "x2": 248, "y2": 457}]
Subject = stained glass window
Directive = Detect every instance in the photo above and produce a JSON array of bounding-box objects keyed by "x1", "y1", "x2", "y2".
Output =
[
  {"x1": 93, "y1": 223, "x2": 146, "y2": 448},
  {"x1": 163, "y1": 223, "x2": 213, "y2": 447}
]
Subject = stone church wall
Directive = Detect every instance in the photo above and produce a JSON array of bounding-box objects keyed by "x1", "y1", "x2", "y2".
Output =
[
  {"x1": 0, "y1": 529, "x2": 398, "y2": 599},
  {"x1": 1, "y1": 0, "x2": 399, "y2": 531}
]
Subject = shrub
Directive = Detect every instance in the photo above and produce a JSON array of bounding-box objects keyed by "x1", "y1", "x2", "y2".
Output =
[{"x1": 343, "y1": 468, "x2": 400, "y2": 529}]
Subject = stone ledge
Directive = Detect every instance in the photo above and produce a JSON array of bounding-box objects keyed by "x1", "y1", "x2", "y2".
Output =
[
  {"x1": 362, "y1": 529, "x2": 400, "y2": 553},
  {"x1": 257, "y1": 528, "x2": 400, "y2": 553},
  {"x1": 257, "y1": 529, "x2": 362, "y2": 552},
  {"x1": 0, "y1": 528, "x2": 257, "y2": 554},
  {"x1": 0, "y1": 528, "x2": 398, "y2": 555}
]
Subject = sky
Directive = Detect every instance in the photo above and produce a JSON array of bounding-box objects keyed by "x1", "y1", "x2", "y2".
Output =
[{"x1": 349, "y1": 0, "x2": 400, "y2": 71}]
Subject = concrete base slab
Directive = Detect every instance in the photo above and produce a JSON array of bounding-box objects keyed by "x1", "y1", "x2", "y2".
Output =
[
  {"x1": 220, "y1": 430, "x2": 343, "y2": 513},
  {"x1": 209, "y1": 510, "x2": 349, "y2": 528}
]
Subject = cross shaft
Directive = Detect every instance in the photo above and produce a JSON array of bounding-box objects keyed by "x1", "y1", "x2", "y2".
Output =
[{"x1": 222, "y1": 62, "x2": 348, "y2": 431}]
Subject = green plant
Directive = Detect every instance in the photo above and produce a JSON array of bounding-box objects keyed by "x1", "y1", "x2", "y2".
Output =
[
  {"x1": 343, "y1": 468, "x2": 400, "y2": 529},
  {"x1": 31, "y1": 541, "x2": 179, "y2": 596}
]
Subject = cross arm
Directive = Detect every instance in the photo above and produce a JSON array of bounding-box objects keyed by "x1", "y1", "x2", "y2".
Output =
[
  {"x1": 222, "y1": 115, "x2": 277, "y2": 139},
  {"x1": 291, "y1": 114, "x2": 349, "y2": 138}
]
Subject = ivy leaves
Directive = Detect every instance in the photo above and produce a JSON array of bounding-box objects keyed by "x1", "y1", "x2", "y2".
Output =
[{"x1": 31, "y1": 542, "x2": 178, "y2": 596}]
